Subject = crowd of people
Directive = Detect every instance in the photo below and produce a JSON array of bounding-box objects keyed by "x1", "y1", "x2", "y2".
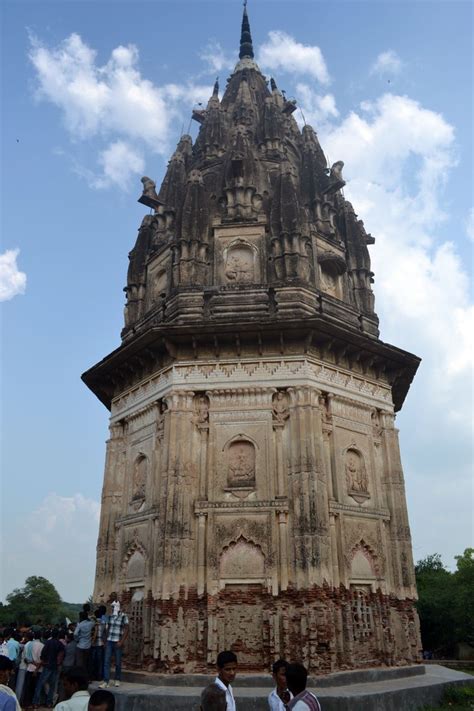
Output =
[
  {"x1": 1, "y1": 600, "x2": 321, "y2": 711},
  {"x1": 0, "y1": 600, "x2": 128, "y2": 710},
  {"x1": 201, "y1": 651, "x2": 321, "y2": 711}
]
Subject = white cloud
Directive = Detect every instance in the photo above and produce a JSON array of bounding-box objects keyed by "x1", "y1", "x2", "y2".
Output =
[
  {"x1": 92, "y1": 141, "x2": 145, "y2": 191},
  {"x1": 296, "y1": 83, "x2": 338, "y2": 129},
  {"x1": 0, "y1": 249, "x2": 27, "y2": 302},
  {"x1": 28, "y1": 33, "x2": 212, "y2": 189},
  {"x1": 258, "y1": 31, "x2": 330, "y2": 84},
  {"x1": 370, "y1": 50, "x2": 403, "y2": 77},
  {"x1": 466, "y1": 207, "x2": 474, "y2": 241},
  {"x1": 199, "y1": 40, "x2": 234, "y2": 74},
  {"x1": 322, "y1": 93, "x2": 472, "y2": 431}
]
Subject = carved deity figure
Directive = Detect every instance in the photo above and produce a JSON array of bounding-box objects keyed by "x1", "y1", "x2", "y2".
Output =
[
  {"x1": 345, "y1": 449, "x2": 368, "y2": 493},
  {"x1": 228, "y1": 440, "x2": 256, "y2": 486},
  {"x1": 272, "y1": 391, "x2": 290, "y2": 423},
  {"x1": 225, "y1": 246, "x2": 254, "y2": 283},
  {"x1": 132, "y1": 456, "x2": 147, "y2": 500},
  {"x1": 320, "y1": 268, "x2": 338, "y2": 296},
  {"x1": 194, "y1": 394, "x2": 209, "y2": 424}
]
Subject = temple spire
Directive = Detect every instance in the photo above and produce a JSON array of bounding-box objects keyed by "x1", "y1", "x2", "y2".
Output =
[{"x1": 239, "y1": 1, "x2": 254, "y2": 59}]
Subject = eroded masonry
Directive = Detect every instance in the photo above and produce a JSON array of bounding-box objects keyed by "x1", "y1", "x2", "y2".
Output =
[{"x1": 82, "y1": 6, "x2": 422, "y2": 672}]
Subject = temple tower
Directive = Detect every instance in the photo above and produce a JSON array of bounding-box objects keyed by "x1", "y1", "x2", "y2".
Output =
[{"x1": 83, "y1": 6, "x2": 421, "y2": 672}]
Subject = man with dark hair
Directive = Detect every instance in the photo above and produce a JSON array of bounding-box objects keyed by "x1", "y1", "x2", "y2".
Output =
[
  {"x1": 98, "y1": 601, "x2": 128, "y2": 689},
  {"x1": 55, "y1": 667, "x2": 89, "y2": 710},
  {"x1": 32, "y1": 628, "x2": 65, "y2": 708},
  {"x1": 0, "y1": 656, "x2": 20, "y2": 711},
  {"x1": 286, "y1": 663, "x2": 321, "y2": 711},
  {"x1": 201, "y1": 650, "x2": 237, "y2": 711},
  {"x1": 74, "y1": 612, "x2": 94, "y2": 677},
  {"x1": 88, "y1": 689, "x2": 115, "y2": 711},
  {"x1": 268, "y1": 659, "x2": 293, "y2": 711}
]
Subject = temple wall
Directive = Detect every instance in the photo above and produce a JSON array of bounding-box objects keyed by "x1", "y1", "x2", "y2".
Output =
[{"x1": 93, "y1": 354, "x2": 420, "y2": 670}]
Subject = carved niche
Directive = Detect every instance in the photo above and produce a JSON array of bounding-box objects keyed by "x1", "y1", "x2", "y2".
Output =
[
  {"x1": 227, "y1": 439, "x2": 256, "y2": 488},
  {"x1": 224, "y1": 239, "x2": 257, "y2": 284},
  {"x1": 219, "y1": 536, "x2": 265, "y2": 580},
  {"x1": 126, "y1": 549, "x2": 146, "y2": 581},
  {"x1": 131, "y1": 454, "x2": 148, "y2": 510},
  {"x1": 345, "y1": 447, "x2": 370, "y2": 504},
  {"x1": 272, "y1": 390, "x2": 290, "y2": 425},
  {"x1": 193, "y1": 393, "x2": 209, "y2": 427}
]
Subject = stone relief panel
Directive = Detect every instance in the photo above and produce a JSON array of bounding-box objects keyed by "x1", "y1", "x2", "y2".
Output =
[
  {"x1": 193, "y1": 393, "x2": 210, "y2": 427},
  {"x1": 130, "y1": 454, "x2": 148, "y2": 511},
  {"x1": 224, "y1": 241, "x2": 256, "y2": 284},
  {"x1": 227, "y1": 439, "x2": 256, "y2": 488},
  {"x1": 345, "y1": 448, "x2": 370, "y2": 504},
  {"x1": 272, "y1": 390, "x2": 290, "y2": 425},
  {"x1": 319, "y1": 265, "x2": 341, "y2": 298},
  {"x1": 147, "y1": 253, "x2": 170, "y2": 309},
  {"x1": 214, "y1": 226, "x2": 264, "y2": 286},
  {"x1": 219, "y1": 537, "x2": 265, "y2": 580}
]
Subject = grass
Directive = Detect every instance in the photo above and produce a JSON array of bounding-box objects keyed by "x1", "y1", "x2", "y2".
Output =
[{"x1": 421, "y1": 684, "x2": 474, "y2": 710}]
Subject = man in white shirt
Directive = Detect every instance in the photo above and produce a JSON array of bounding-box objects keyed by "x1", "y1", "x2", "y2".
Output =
[
  {"x1": 55, "y1": 667, "x2": 90, "y2": 711},
  {"x1": 286, "y1": 663, "x2": 321, "y2": 711},
  {"x1": 268, "y1": 659, "x2": 293, "y2": 711},
  {"x1": 201, "y1": 650, "x2": 238, "y2": 711}
]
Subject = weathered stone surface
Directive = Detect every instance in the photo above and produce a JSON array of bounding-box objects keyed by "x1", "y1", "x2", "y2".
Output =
[{"x1": 83, "y1": 5, "x2": 422, "y2": 673}]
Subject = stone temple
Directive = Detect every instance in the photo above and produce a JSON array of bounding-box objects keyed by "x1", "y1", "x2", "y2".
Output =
[{"x1": 82, "y1": 5, "x2": 422, "y2": 673}]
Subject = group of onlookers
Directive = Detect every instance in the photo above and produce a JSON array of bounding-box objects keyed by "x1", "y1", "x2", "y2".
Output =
[
  {"x1": 201, "y1": 651, "x2": 321, "y2": 711},
  {"x1": 0, "y1": 600, "x2": 128, "y2": 710}
]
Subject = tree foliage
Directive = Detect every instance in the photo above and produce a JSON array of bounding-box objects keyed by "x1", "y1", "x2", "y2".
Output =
[
  {"x1": 415, "y1": 549, "x2": 474, "y2": 655},
  {"x1": 2, "y1": 576, "x2": 63, "y2": 626}
]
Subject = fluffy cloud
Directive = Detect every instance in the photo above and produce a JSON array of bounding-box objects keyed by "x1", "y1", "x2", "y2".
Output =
[
  {"x1": 92, "y1": 141, "x2": 145, "y2": 190},
  {"x1": 323, "y1": 95, "x2": 472, "y2": 407},
  {"x1": 258, "y1": 31, "x2": 330, "y2": 84},
  {"x1": 199, "y1": 40, "x2": 234, "y2": 74},
  {"x1": 370, "y1": 50, "x2": 403, "y2": 77},
  {"x1": 0, "y1": 249, "x2": 27, "y2": 302},
  {"x1": 296, "y1": 83, "x2": 339, "y2": 129},
  {"x1": 2, "y1": 493, "x2": 100, "y2": 602},
  {"x1": 28, "y1": 33, "x2": 212, "y2": 189}
]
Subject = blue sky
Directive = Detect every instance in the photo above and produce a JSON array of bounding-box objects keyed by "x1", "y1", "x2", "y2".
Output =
[{"x1": 1, "y1": 0, "x2": 472, "y2": 603}]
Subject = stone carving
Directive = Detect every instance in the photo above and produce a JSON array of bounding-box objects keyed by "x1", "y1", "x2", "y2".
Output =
[
  {"x1": 345, "y1": 448, "x2": 370, "y2": 503},
  {"x1": 227, "y1": 439, "x2": 256, "y2": 487},
  {"x1": 132, "y1": 455, "x2": 147, "y2": 500},
  {"x1": 224, "y1": 241, "x2": 255, "y2": 283},
  {"x1": 193, "y1": 393, "x2": 209, "y2": 425},
  {"x1": 138, "y1": 176, "x2": 163, "y2": 211},
  {"x1": 272, "y1": 390, "x2": 290, "y2": 424},
  {"x1": 320, "y1": 266, "x2": 339, "y2": 297}
]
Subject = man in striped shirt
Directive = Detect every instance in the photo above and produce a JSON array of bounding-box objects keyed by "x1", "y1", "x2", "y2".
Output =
[{"x1": 286, "y1": 663, "x2": 321, "y2": 711}]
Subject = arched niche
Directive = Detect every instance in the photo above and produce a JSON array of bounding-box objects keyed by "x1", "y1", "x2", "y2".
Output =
[
  {"x1": 219, "y1": 536, "x2": 265, "y2": 581},
  {"x1": 349, "y1": 541, "x2": 380, "y2": 593},
  {"x1": 132, "y1": 454, "x2": 148, "y2": 502},
  {"x1": 126, "y1": 549, "x2": 146, "y2": 581},
  {"x1": 344, "y1": 447, "x2": 370, "y2": 503}
]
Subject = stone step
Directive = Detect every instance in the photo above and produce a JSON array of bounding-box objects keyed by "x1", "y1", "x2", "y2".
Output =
[{"x1": 93, "y1": 664, "x2": 474, "y2": 711}]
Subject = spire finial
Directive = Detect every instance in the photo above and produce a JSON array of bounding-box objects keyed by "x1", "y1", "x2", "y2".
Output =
[{"x1": 239, "y1": 0, "x2": 254, "y2": 59}]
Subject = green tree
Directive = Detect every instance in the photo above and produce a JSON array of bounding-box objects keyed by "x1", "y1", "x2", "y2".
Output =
[
  {"x1": 5, "y1": 576, "x2": 63, "y2": 626},
  {"x1": 453, "y1": 548, "x2": 474, "y2": 646},
  {"x1": 415, "y1": 553, "x2": 456, "y2": 655}
]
